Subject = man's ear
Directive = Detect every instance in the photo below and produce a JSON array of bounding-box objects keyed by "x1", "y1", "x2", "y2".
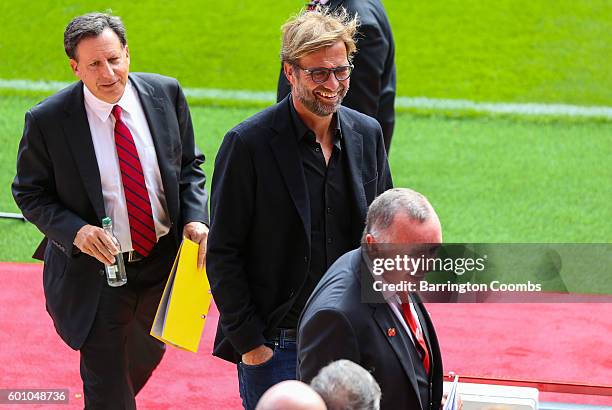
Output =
[
  {"x1": 283, "y1": 62, "x2": 296, "y2": 85},
  {"x1": 125, "y1": 45, "x2": 130, "y2": 65},
  {"x1": 365, "y1": 234, "x2": 376, "y2": 245},
  {"x1": 69, "y1": 59, "x2": 79, "y2": 77}
]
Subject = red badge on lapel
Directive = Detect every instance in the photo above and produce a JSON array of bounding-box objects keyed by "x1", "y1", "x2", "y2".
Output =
[{"x1": 387, "y1": 327, "x2": 396, "y2": 337}]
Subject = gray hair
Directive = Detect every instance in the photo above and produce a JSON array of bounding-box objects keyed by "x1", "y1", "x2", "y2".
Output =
[
  {"x1": 64, "y1": 12, "x2": 127, "y2": 60},
  {"x1": 361, "y1": 188, "x2": 431, "y2": 243},
  {"x1": 310, "y1": 360, "x2": 381, "y2": 410},
  {"x1": 280, "y1": 7, "x2": 358, "y2": 65}
]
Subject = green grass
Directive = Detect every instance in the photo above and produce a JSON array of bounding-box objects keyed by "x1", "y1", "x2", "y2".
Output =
[
  {"x1": 391, "y1": 115, "x2": 612, "y2": 243},
  {"x1": 1, "y1": 95, "x2": 609, "y2": 262},
  {"x1": 0, "y1": 95, "x2": 260, "y2": 261},
  {"x1": 1, "y1": 1, "x2": 612, "y2": 106},
  {"x1": 0, "y1": 1, "x2": 610, "y2": 262}
]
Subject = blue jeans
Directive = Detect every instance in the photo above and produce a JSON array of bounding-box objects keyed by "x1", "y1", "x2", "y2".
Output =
[{"x1": 237, "y1": 331, "x2": 297, "y2": 410}]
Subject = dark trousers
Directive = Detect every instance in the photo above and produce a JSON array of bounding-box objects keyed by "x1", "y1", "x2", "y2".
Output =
[
  {"x1": 79, "y1": 236, "x2": 176, "y2": 410},
  {"x1": 237, "y1": 330, "x2": 297, "y2": 410}
]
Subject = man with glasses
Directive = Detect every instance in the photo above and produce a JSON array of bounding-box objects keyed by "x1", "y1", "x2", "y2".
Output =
[
  {"x1": 207, "y1": 8, "x2": 392, "y2": 410},
  {"x1": 278, "y1": 0, "x2": 397, "y2": 153}
]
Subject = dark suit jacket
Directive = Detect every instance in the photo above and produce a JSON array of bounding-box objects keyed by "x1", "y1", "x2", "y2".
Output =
[
  {"x1": 277, "y1": 0, "x2": 396, "y2": 150},
  {"x1": 207, "y1": 95, "x2": 392, "y2": 363},
  {"x1": 12, "y1": 73, "x2": 208, "y2": 350},
  {"x1": 298, "y1": 249, "x2": 443, "y2": 410}
]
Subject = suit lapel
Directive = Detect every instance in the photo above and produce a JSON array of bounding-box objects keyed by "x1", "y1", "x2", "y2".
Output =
[
  {"x1": 339, "y1": 108, "x2": 368, "y2": 220},
  {"x1": 129, "y1": 74, "x2": 179, "y2": 222},
  {"x1": 269, "y1": 98, "x2": 311, "y2": 244},
  {"x1": 62, "y1": 83, "x2": 105, "y2": 221},
  {"x1": 372, "y1": 303, "x2": 424, "y2": 410}
]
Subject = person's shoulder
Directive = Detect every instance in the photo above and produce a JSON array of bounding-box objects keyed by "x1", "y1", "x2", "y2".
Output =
[
  {"x1": 131, "y1": 72, "x2": 178, "y2": 88},
  {"x1": 129, "y1": 72, "x2": 184, "y2": 100},
  {"x1": 306, "y1": 249, "x2": 363, "y2": 311},
  {"x1": 340, "y1": 105, "x2": 380, "y2": 131},
  {"x1": 225, "y1": 100, "x2": 285, "y2": 143},
  {"x1": 28, "y1": 81, "x2": 80, "y2": 119}
]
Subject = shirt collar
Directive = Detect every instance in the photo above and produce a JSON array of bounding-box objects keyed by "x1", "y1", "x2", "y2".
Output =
[
  {"x1": 83, "y1": 80, "x2": 137, "y2": 122},
  {"x1": 288, "y1": 94, "x2": 343, "y2": 148}
]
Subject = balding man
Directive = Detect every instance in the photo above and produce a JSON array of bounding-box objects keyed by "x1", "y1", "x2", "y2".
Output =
[
  {"x1": 255, "y1": 381, "x2": 326, "y2": 410},
  {"x1": 311, "y1": 359, "x2": 381, "y2": 410},
  {"x1": 298, "y1": 188, "x2": 444, "y2": 410}
]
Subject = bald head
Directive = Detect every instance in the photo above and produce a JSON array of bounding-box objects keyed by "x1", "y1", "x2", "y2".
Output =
[{"x1": 256, "y1": 380, "x2": 327, "y2": 410}]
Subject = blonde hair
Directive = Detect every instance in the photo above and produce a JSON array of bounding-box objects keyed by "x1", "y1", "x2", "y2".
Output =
[{"x1": 280, "y1": 7, "x2": 359, "y2": 65}]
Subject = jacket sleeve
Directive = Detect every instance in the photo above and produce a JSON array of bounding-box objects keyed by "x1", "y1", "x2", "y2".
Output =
[
  {"x1": 206, "y1": 131, "x2": 267, "y2": 355},
  {"x1": 344, "y1": 22, "x2": 388, "y2": 119},
  {"x1": 174, "y1": 81, "x2": 209, "y2": 226},
  {"x1": 377, "y1": 121, "x2": 393, "y2": 193},
  {"x1": 12, "y1": 111, "x2": 88, "y2": 256},
  {"x1": 298, "y1": 308, "x2": 361, "y2": 383}
]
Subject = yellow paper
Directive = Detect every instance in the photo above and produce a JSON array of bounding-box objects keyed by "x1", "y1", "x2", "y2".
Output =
[{"x1": 151, "y1": 238, "x2": 212, "y2": 352}]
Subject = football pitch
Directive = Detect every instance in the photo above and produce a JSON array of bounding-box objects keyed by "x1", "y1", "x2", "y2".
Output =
[{"x1": 0, "y1": 1, "x2": 610, "y2": 261}]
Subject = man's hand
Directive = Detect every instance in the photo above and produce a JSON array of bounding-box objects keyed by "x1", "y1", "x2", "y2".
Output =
[
  {"x1": 440, "y1": 392, "x2": 463, "y2": 410},
  {"x1": 241, "y1": 344, "x2": 274, "y2": 366},
  {"x1": 183, "y1": 222, "x2": 209, "y2": 270},
  {"x1": 73, "y1": 224, "x2": 119, "y2": 265}
]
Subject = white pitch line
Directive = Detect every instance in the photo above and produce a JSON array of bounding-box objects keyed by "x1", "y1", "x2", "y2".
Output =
[
  {"x1": 396, "y1": 96, "x2": 612, "y2": 118},
  {"x1": 2, "y1": 78, "x2": 612, "y2": 119}
]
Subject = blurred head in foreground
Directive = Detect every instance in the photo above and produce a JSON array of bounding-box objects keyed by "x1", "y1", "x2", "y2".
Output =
[
  {"x1": 311, "y1": 359, "x2": 381, "y2": 410},
  {"x1": 255, "y1": 380, "x2": 326, "y2": 410}
]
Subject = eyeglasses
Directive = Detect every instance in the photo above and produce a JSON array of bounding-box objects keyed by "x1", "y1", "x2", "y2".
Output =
[{"x1": 295, "y1": 64, "x2": 354, "y2": 83}]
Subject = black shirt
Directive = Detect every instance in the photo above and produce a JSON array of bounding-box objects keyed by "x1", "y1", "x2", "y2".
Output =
[{"x1": 279, "y1": 99, "x2": 355, "y2": 329}]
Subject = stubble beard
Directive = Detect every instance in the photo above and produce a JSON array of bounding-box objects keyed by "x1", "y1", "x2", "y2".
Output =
[{"x1": 294, "y1": 80, "x2": 348, "y2": 117}]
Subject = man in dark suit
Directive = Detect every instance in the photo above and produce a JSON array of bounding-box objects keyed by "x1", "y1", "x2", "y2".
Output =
[
  {"x1": 207, "y1": 9, "x2": 392, "y2": 410},
  {"x1": 12, "y1": 13, "x2": 208, "y2": 409},
  {"x1": 298, "y1": 188, "x2": 444, "y2": 410},
  {"x1": 278, "y1": 0, "x2": 396, "y2": 153}
]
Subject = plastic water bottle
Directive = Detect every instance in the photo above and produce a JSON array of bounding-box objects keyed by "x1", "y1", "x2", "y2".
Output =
[{"x1": 102, "y1": 217, "x2": 127, "y2": 287}]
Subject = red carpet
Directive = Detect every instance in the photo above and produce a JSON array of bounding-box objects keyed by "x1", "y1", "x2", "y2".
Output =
[{"x1": 0, "y1": 262, "x2": 610, "y2": 409}]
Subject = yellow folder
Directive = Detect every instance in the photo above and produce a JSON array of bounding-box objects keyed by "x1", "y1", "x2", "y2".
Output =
[{"x1": 150, "y1": 238, "x2": 213, "y2": 352}]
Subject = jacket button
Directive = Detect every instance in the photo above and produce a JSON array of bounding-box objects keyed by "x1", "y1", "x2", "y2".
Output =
[
  {"x1": 99, "y1": 269, "x2": 105, "y2": 276},
  {"x1": 304, "y1": 256, "x2": 308, "y2": 262}
]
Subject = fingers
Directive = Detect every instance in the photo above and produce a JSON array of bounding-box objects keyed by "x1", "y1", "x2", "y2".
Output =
[
  {"x1": 91, "y1": 235, "x2": 118, "y2": 265},
  {"x1": 197, "y1": 235, "x2": 207, "y2": 271},
  {"x1": 74, "y1": 225, "x2": 120, "y2": 265},
  {"x1": 183, "y1": 222, "x2": 209, "y2": 271}
]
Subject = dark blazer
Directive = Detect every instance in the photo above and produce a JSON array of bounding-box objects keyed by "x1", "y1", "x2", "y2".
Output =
[
  {"x1": 277, "y1": 0, "x2": 396, "y2": 151},
  {"x1": 298, "y1": 249, "x2": 443, "y2": 410},
  {"x1": 207, "y1": 95, "x2": 392, "y2": 363},
  {"x1": 12, "y1": 73, "x2": 208, "y2": 350}
]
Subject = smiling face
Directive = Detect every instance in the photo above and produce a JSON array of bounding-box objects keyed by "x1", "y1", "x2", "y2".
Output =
[
  {"x1": 284, "y1": 41, "x2": 350, "y2": 117},
  {"x1": 69, "y1": 28, "x2": 130, "y2": 104}
]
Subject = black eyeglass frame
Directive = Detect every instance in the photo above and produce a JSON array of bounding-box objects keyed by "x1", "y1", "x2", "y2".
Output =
[{"x1": 294, "y1": 64, "x2": 354, "y2": 83}]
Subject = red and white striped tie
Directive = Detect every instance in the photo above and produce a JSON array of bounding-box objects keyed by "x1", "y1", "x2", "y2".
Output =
[
  {"x1": 401, "y1": 301, "x2": 431, "y2": 375},
  {"x1": 112, "y1": 105, "x2": 157, "y2": 256}
]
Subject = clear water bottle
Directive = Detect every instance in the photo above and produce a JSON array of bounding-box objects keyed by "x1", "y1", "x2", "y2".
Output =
[{"x1": 102, "y1": 217, "x2": 127, "y2": 287}]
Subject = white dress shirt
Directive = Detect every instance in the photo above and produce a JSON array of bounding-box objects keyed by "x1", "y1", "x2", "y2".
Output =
[
  {"x1": 387, "y1": 293, "x2": 424, "y2": 352},
  {"x1": 84, "y1": 81, "x2": 170, "y2": 252},
  {"x1": 365, "y1": 253, "x2": 426, "y2": 353}
]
